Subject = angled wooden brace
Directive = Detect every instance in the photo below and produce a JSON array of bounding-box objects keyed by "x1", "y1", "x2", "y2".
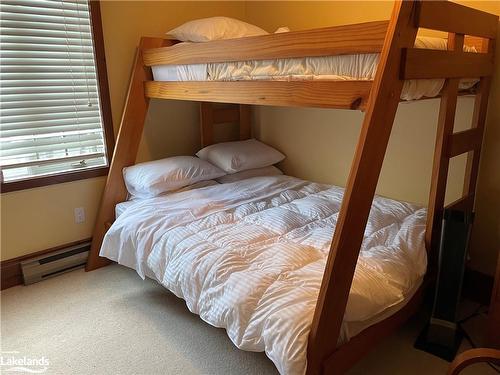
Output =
[
  {"x1": 86, "y1": 37, "x2": 172, "y2": 271},
  {"x1": 306, "y1": 2, "x2": 419, "y2": 374}
]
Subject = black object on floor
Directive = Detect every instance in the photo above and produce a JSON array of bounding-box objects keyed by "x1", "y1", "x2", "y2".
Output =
[{"x1": 414, "y1": 208, "x2": 474, "y2": 362}]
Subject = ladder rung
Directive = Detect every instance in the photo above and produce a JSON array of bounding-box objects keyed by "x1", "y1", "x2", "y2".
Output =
[
  {"x1": 445, "y1": 193, "x2": 474, "y2": 212},
  {"x1": 401, "y1": 49, "x2": 494, "y2": 79},
  {"x1": 447, "y1": 128, "x2": 483, "y2": 157}
]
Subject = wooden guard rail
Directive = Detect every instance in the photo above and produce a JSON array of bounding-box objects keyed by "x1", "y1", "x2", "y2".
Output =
[{"x1": 143, "y1": 21, "x2": 389, "y2": 66}]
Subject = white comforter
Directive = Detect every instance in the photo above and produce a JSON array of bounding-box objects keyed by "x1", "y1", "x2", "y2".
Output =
[{"x1": 101, "y1": 176, "x2": 427, "y2": 374}]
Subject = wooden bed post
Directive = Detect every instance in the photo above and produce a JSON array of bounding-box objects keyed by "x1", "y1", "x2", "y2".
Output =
[
  {"x1": 86, "y1": 37, "x2": 171, "y2": 271},
  {"x1": 306, "y1": 1, "x2": 418, "y2": 373}
]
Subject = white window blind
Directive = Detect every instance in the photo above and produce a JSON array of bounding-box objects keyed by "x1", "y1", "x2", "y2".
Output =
[{"x1": 0, "y1": 0, "x2": 108, "y2": 183}]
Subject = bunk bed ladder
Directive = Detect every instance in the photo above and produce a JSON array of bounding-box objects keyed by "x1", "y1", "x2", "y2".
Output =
[
  {"x1": 307, "y1": 1, "x2": 497, "y2": 374},
  {"x1": 426, "y1": 36, "x2": 494, "y2": 269}
]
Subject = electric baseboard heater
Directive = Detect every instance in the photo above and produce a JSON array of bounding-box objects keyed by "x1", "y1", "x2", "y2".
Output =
[
  {"x1": 415, "y1": 209, "x2": 474, "y2": 361},
  {"x1": 20, "y1": 242, "x2": 90, "y2": 285}
]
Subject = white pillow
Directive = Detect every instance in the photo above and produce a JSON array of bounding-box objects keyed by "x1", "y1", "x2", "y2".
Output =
[
  {"x1": 123, "y1": 156, "x2": 225, "y2": 199},
  {"x1": 167, "y1": 17, "x2": 268, "y2": 42},
  {"x1": 196, "y1": 139, "x2": 285, "y2": 174},
  {"x1": 216, "y1": 166, "x2": 283, "y2": 184}
]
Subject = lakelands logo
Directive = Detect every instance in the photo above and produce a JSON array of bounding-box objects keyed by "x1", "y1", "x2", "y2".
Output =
[{"x1": 0, "y1": 351, "x2": 50, "y2": 373}]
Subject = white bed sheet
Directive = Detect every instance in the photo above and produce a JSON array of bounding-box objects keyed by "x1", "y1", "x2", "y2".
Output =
[
  {"x1": 103, "y1": 175, "x2": 427, "y2": 374},
  {"x1": 152, "y1": 36, "x2": 477, "y2": 101}
]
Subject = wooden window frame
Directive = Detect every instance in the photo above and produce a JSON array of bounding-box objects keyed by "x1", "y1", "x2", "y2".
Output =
[{"x1": 1, "y1": 0, "x2": 114, "y2": 193}]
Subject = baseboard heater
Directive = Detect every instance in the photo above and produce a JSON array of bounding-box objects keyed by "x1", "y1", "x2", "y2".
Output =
[{"x1": 20, "y1": 241, "x2": 91, "y2": 285}]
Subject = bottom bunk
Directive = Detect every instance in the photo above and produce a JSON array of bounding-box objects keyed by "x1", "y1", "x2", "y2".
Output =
[{"x1": 100, "y1": 173, "x2": 428, "y2": 375}]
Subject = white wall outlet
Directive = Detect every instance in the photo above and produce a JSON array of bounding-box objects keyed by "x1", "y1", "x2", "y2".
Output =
[{"x1": 74, "y1": 207, "x2": 85, "y2": 224}]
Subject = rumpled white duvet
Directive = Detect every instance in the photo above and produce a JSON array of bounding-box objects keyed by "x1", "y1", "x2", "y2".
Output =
[{"x1": 101, "y1": 175, "x2": 427, "y2": 374}]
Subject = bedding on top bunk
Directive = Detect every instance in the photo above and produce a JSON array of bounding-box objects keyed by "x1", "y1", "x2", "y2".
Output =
[
  {"x1": 152, "y1": 36, "x2": 478, "y2": 101},
  {"x1": 101, "y1": 174, "x2": 427, "y2": 375}
]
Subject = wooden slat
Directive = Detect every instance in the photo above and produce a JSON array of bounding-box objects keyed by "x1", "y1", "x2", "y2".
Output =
[
  {"x1": 447, "y1": 128, "x2": 483, "y2": 157},
  {"x1": 143, "y1": 21, "x2": 389, "y2": 66},
  {"x1": 425, "y1": 33, "x2": 464, "y2": 267},
  {"x1": 213, "y1": 106, "x2": 239, "y2": 124},
  {"x1": 239, "y1": 105, "x2": 251, "y2": 140},
  {"x1": 402, "y1": 49, "x2": 494, "y2": 79},
  {"x1": 463, "y1": 77, "x2": 492, "y2": 199},
  {"x1": 86, "y1": 37, "x2": 173, "y2": 271},
  {"x1": 199, "y1": 102, "x2": 214, "y2": 147},
  {"x1": 306, "y1": 2, "x2": 419, "y2": 374},
  {"x1": 145, "y1": 80, "x2": 371, "y2": 110},
  {"x1": 465, "y1": 36, "x2": 490, "y2": 53},
  {"x1": 417, "y1": 1, "x2": 498, "y2": 39}
]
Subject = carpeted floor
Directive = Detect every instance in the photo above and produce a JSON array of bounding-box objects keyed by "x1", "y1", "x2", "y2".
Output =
[{"x1": 1, "y1": 264, "x2": 496, "y2": 375}]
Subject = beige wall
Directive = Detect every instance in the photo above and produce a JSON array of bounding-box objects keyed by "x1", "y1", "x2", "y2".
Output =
[
  {"x1": 2, "y1": 1, "x2": 499, "y2": 276},
  {"x1": 247, "y1": 1, "x2": 500, "y2": 275},
  {"x1": 0, "y1": 2, "x2": 246, "y2": 261}
]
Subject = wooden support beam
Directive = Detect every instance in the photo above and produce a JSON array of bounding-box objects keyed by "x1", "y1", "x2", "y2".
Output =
[
  {"x1": 199, "y1": 103, "x2": 251, "y2": 147},
  {"x1": 306, "y1": 2, "x2": 419, "y2": 374},
  {"x1": 144, "y1": 21, "x2": 389, "y2": 66},
  {"x1": 213, "y1": 106, "x2": 240, "y2": 124},
  {"x1": 425, "y1": 33, "x2": 464, "y2": 266},
  {"x1": 86, "y1": 37, "x2": 172, "y2": 271},
  {"x1": 145, "y1": 80, "x2": 371, "y2": 110},
  {"x1": 239, "y1": 105, "x2": 251, "y2": 141},
  {"x1": 447, "y1": 128, "x2": 483, "y2": 157},
  {"x1": 199, "y1": 102, "x2": 214, "y2": 147},
  {"x1": 416, "y1": 1, "x2": 498, "y2": 39},
  {"x1": 401, "y1": 49, "x2": 494, "y2": 79}
]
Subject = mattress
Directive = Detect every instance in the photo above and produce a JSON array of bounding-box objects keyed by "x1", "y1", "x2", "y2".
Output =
[
  {"x1": 152, "y1": 36, "x2": 478, "y2": 101},
  {"x1": 102, "y1": 175, "x2": 427, "y2": 375}
]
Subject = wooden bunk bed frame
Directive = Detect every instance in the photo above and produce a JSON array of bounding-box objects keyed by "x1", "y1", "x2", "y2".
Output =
[{"x1": 86, "y1": 1, "x2": 498, "y2": 374}]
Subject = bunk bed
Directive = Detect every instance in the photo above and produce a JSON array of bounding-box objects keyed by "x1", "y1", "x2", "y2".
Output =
[{"x1": 86, "y1": 1, "x2": 498, "y2": 374}]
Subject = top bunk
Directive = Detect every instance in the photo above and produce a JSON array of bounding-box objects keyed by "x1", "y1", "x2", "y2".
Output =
[{"x1": 140, "y1": 1, "x2": 498, "y2": 111}]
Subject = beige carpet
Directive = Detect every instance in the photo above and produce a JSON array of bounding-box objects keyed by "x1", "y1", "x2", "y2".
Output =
[{"x1": 1, "y1": 264, "x2": 496, "y2": 375}]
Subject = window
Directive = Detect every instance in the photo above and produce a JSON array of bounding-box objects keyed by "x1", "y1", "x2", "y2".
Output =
[{"x1": 0, "y1": 0, "x2": 113, "y2": 191}]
